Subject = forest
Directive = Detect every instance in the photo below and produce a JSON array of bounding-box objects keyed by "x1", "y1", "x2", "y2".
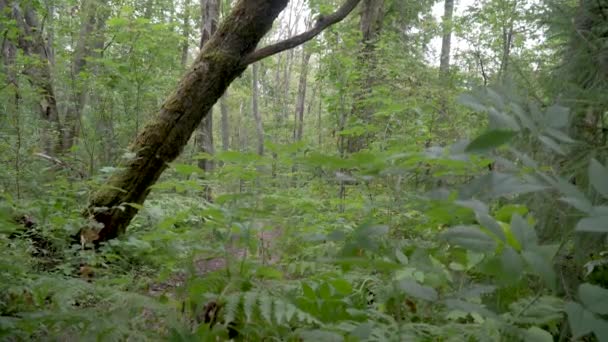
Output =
[{"x1": 1, "y1": 0, "x2": 607, "y2": 340}]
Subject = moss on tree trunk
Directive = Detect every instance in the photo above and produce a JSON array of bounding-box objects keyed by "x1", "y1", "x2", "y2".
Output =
[{"x1": 85, "y1": 0, "x2": 288, "y2": 242}]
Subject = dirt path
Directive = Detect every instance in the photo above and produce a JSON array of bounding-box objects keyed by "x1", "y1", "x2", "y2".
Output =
[{"x1": 148, "y1": 224, "x2": 282, "y2": 296}]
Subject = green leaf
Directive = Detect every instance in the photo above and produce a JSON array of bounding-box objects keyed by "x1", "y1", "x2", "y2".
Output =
[
  {"x1": 589, "y1": 159, "x2": 608, "y2": 199},
  {"x1": 455, "y1": 199, "x2": 489, "y2": 214},
  {"x1": 398, "y1": 280, "x2": 438, "y2": 301},
  {"x1": 255, "y1": 266, "x2": 283, "y2": 280},
  {"x1": 500, "y1": 246, "x2": 524, "y2": 280},
  {"x1": 545, "y1": 105, "x2": 570, "y2": 128},
  {"x1": 545, "y1": 128, "x2": 576, "y2": 144},
  {"x1": 488, "y1": 107, "x2": 521, "y2": 131},
  {"x1": 172, "y1": 163, "x2": 202, "y2": 175},
  {"x1": 538, "y1": 135, "x2": 565, "y2": 155},
  {"x1": 124, "y1": 202, "x2": 144, "y2": 210},
  {"x1": 461, "y1": 172, "x2": 547, "y2": 199},
  {"x1": 298, "y1": 330, "x2": 344, "y2": 342},
  {"x1": 579, "y1": 283, "x2": 608, "y2": 315},
  {"x1": 575, "y1": 216, "x2": 608, "y2": 233},
  {"x1": 524, "y1": 327, "x2": 553, "y2": 342},
  {"x1": 510, "y1": 214, "x2": 537, "y2": 250},
  {"x1": 444, "y1": 299, "x2": 496, "y2": 318},
  {"x1": 318, "y1": 282, "x2": 332, "y2": 300},
  {"x1": 511, "y1": 103, "x2": 537, "y2": 132},
  {"x1": 302, "y1": 283, "x2": 315, "y2": 300},
  {"x1": 259, "y1": 295, "x2": 273, "y2": 322},
  {"x1": 243, "y1": 291, "x2": 257, "y2": 323},
  {"x1": 458, "y1": 93, "x2": 487, "y2": 112},
  {"x1": 395, "y1": 249, "x2": 409, "y2": 264},
  {"x1": 495, "y1": 204, "x2": 529, "y2": 222},
  {"x1": 476, "y1": 213, "x2": 506, "y2": 241},
  {"x1": 330, "y1": 278, "x2": 352, "y2": 295},
  {"x1": 465, "y1": 130, "x2": 516, "y2": 153},
  {"x1": 441, "y1": 226, "x2": 497, "y2": 252},
  {"x1": 559, "y1": 196, "x2": 593, "y2": 214},
  {"x1": 565, "y1": 301, "x2": 595, "y2": 338},
  {"x1": 522, "y1": 250, "x2": 555, "y2": 290}
]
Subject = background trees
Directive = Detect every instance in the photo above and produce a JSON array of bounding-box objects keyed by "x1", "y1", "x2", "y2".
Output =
[{"x1": 1, "y1": 0, "x2": 607, "y2": 340}]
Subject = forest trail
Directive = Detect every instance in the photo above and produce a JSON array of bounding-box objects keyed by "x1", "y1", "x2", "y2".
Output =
[{"x1": 148, "y1": 224, "x2": 282, "y2": 297}]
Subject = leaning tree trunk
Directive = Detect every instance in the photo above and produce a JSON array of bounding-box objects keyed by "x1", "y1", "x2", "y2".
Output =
[
  {"x1": 83, "y1": 0, "x2": 363, "y2": 243},
  {"x1": 84, "y1": 0, "x2": 289, "y2": 242},
  {"x1": 197, "y1": 0, "x2": 220, "y2": 176}
]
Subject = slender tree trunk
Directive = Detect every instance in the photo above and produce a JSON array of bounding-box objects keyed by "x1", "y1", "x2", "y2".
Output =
[
  {"x1": 1, "y1": 20, "x2": 21, "y2": 198},
  {"x1": 197, "y1": 0, "x2": 219, "y2": 176},
  {"x1": 144, "y1": 0, "x2": 154, "y2": 19},
  {"x1": 63, "y1": 0, "x2": 102, "y2": 151},
  {"x1": 5, "y1": 0, "x2": 63, "y2": 155},
  {"x1": 498, "y1": 23, "x2": 513, "y2": 81},
  {"x1": 181, "y1": 0, "x2": 191, "y2": 68},
  {"x1": 220, "y1": 91, "x2": 230, "y2": 150},
  {"x1": 317, "y1": 85, "x2": 323, "y2": 147},
  {"x1": 251, "y1": 62, "x2": 264, "y2": 156},
  {"x1": 439, "y1": 0, "x2": 453, "y2": 76},
  {"x1": 83, "y1": 0, "x2": 289, "y2": 242},
  {"x1": 345, "y1": 0, "x2": 384, "y2": 153},
  {"x1": 293, "y1": 49, "x2": 311, "y2": 142},
  {"x1": 45, "y1": 0, "x2": 55, "y2": 66}
]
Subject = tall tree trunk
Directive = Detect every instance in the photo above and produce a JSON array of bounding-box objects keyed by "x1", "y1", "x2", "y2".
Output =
[
  {"x1": 144, "y1": 0, "x2": 154, "y2": 19},
  {"x1": 45, "y1": 0, "x2": 55, "y2": 66},
  {"x1": 1, "y1": 14, "x2": 21, "y2": 198},
  {"x1": 293, "y1": 48, "x2": 311, "y2": 142},
  {"x1": 83, "y1": 0, "x2": 362, "y2": 243},
  {"x1": 220, "y1": 91, "x2": 230, "y2": 150},
  {"x1": 498, "y1": 23, "x2": 513, "y2": 81},
  {"x1": 439, "y1": 0, "x2": 453, "y2": 76},
  {"x1": 251, "y1": 62, "x2": 264, "y2": 156},
  {"x1": 181, "y1": 0, "x2": 192, "y2": 68},
  {"x1": 345, "y1": 0, "x2": 384, "y2": 153},
  {"x1": 197, "y1": 0, "x2": 219, "y2": 176},
  {"x1": 7, "y1": 0, "x2": 63, "y2": 155},
  {"x1": 63, "y1": 0, "x2": 103, "y2": 151}
]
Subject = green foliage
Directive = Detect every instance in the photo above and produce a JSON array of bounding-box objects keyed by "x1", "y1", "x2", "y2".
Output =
[{"x1": 2, "y1": 0, "x2": 608, "y2": 340}]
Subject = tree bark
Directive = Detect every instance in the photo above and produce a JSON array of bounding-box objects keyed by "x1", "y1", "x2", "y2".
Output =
[
  {"x1": 220, "y1": 91, "x2": 230, "y2": 150},
  {"x1": 63, "y1": 0, "x2": 107, "y2": 151},
  {"x1": 83, "y1": 0, "x2": 362, "y2": 243},
  {"x1": 197, "y1": 0, "x2": 220, "y2": 175},
  {"x1": 251, "y1": 62, "x2": 264, "y2": 155},
  {"x1": 3, "y1": 0, "x2": 63, "y2": 155},
  {"x1": 293, "y1": 48, "x2": 312, "y2": 142},
  {"x1": 345, "y1": 0, "x2": 384, "y2": 153},
  {"x1": 439, "y1": 0, "x2": 454, "y2": 76},
  {"x1": 498, "y1": 23, "x2": 513, "y2": 81},
  {"x1": 180, "y1": 0, "x2": 192, "y2": 68}
]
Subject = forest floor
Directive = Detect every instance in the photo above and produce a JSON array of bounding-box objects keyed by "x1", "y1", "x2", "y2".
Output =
[{"x1": 147, "y1": 227, "x2": 282, "y2": 297}]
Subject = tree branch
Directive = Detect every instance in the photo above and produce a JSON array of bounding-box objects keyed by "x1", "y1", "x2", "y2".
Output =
[{"x1": 242, "y1": 0, "x2": 362, "y2": 66}]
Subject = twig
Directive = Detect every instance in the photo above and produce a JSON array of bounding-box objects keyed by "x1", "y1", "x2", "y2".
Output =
[{"x1": 33, "y1": 152, "x2": 86, "y2": 178}]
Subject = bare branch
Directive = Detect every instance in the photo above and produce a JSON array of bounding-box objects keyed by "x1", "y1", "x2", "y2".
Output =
[
  {"x1": 34, "y1": 152, "x2": 86, "y2": 178},
  {"x1": 242, "y1": 0, "x2": 361, "y2": 66}
]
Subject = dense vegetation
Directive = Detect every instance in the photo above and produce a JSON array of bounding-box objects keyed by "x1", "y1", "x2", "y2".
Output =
[{"x1": 1, "y1": 0, "x2": 607, "y2": 340}]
